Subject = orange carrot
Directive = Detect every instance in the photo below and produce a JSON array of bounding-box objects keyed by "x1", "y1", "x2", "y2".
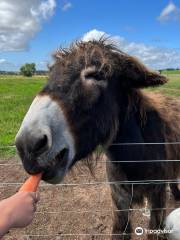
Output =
[{"x1": 19, "y1": 173, "x2": 42, "y2": 192}]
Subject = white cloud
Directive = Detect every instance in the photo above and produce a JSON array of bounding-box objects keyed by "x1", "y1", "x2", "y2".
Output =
[
  {"x1": 0, "y1": 0, "x2": 56, "y2": 52},
  {"x1": 83, "y1": 29, "x2": 106, "y2": 41},
  {"x1": 157, "y1": 2, "x2": 180, "y2": 22},
  {"x1": 31, "y1": 0, "x2": 56, "y2": 19},
  {"x1": 62, "y1": 2, "x2": 72, "y2": 11},
  {"x1": 0, "y1": 58, "x2": 7, "y2": 64},
  {"x1": 82, "y1": 29, "x2": 180, "y2": 69}
]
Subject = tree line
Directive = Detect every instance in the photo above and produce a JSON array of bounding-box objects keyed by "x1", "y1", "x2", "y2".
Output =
[
  {"x1": 0, "y1": 63, "x2": 48, "y2": 76},
  {"x1": 0, "y1": 64, "x2": 179, "y2": 77}
]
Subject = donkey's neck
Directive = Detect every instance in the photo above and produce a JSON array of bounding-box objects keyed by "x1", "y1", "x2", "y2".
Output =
[
  {"x1": 114, "y1": 91, "x2": 145, "y2": 145},
  {"x1": 113, "y1": 89, "x2": 144, "y2": 143},
  {"x1": 107, "y1": 90, "x2": 166, "y2": 162},
  {"x1": 107, "y1": 91, "x2": 146, "y2": 164}
]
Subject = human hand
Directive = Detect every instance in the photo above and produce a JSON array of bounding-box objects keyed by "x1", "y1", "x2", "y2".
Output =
[{"x1": 0, "y1": 191, "x2": 39, "y2": 236}]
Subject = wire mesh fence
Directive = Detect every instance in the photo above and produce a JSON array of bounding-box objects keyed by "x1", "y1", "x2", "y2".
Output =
[{"x1": 0, "y1": 143, "x2": 180, "y2": 239}]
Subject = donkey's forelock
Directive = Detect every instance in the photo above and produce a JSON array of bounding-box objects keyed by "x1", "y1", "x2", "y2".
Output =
[
  {"x1": 50, "y1": 39, "x2": 124, "y2": 75},
  {"x1": 49, "y1": 39, "x2": 167, "y2": 90},
  {"x1": 53, "y1": 38, "x2": 125, "y2": 61}
]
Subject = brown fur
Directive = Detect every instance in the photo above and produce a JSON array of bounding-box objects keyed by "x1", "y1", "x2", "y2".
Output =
[
  {"x1": 18, "y1": 39, "x2": 180, "y2": 240},
  {"x1": 47, "y1": 40, "x2": 180, "y2": 240}
]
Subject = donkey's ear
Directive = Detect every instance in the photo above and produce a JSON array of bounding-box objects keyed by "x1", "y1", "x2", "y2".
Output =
[{"x1": 121, "y1": 55, "x2": 168, "y2": 88}]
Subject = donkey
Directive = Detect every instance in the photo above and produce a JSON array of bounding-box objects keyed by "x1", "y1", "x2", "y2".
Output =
[{"x1": 15, "y1": 39, "x2": 180, "y2": 240}]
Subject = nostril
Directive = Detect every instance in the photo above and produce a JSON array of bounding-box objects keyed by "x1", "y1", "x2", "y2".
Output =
[{"x1": 33, "y1": 135, "x2": 48, "y2": 154}]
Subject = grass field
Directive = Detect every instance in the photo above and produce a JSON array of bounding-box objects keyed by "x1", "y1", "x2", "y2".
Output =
[
  {"x1": 162, "y1": 70, "x2": 180, "y2": 75},
  {"x1": 0, "y1": 73, "x2": 179, "y2": 158},
  {"x1": 0, "y1": 75, "x2": 47, "y2": 157},
  {"x1": 150, "y1": 73, "x2": 180, "y2": 97}
]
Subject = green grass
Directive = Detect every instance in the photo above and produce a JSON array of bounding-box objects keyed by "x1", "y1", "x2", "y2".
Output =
[
  {"x1": 161, "y1": 70, "x2": 180, "y2": 75},
  {"x1": 0, "y1": 75, "x2": 46, "y2": 158},
  {"x1": 0, "y1": 74, "x2": 179, "y2": 158},
  {"x1": 149, "y1": 73, "x2": 180, "y2": 97}
]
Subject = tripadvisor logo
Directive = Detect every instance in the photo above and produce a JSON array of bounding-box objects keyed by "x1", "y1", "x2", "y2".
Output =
[
  {"x1": 135, "y1": 227, "x2": 173, "y2": 236},
  {"x1": 135, "y1": 227, "x2": 144, "y2": 236}
]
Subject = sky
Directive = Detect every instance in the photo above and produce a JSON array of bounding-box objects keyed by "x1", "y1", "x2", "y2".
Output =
[{"x1": 0, "y1": 0, "x2": 180, "y2": 71}]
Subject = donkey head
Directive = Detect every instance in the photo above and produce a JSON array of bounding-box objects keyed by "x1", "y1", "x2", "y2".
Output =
[{"x1": 15, "y1": 40, "x2": 167, "y2": 183}]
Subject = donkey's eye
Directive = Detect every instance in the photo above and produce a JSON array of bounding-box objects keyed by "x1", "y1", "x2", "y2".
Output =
[{"x1": 85, "y1": 72, "x2": 103, "y2": 81}]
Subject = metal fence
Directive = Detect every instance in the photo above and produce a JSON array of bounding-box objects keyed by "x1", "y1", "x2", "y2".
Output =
[{"x1": 0, "y1": 142, "x2": 180, "y2": 239}]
